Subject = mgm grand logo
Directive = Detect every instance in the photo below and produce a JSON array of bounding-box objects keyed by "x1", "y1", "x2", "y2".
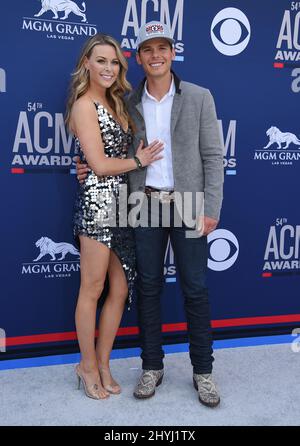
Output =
[
  {"x1": 22, "y1": 1, "x2": 97, "y2": 40},
  {"x1": 22, "y1": 237, "x2": 80, "y2": 279},
  {"x1": 254, "y1": 126, "x2": 300, "y2": 166}
]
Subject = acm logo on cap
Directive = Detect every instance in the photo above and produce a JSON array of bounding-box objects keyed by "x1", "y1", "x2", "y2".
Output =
[{"x1": 146, "y1": 23, "x2": 164, "y2": 35}]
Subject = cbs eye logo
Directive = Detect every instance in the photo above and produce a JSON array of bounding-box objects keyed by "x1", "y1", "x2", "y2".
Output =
[
  {"x1": 211, "y1": 8, "x2": 251, "y2": 56},
  {"x1": 207, "y1": 229, "x2": 239, "y2": 271}
]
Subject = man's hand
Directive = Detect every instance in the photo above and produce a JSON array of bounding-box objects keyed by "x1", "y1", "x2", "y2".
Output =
[
  {"x1": 75, "y1": 156, "x2": 89, "y2": 184},
  {"x1": 197, "y1": 216, "x2": 218, "y2": 236}
]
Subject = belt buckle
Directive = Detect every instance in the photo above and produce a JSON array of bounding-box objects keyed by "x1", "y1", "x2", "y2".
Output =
[{"x1": 159, "y1": 191, "x2": 173, "y2": 203}]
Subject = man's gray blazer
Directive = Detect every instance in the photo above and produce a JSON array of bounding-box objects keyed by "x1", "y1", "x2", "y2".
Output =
[{"x1": 126, "y1": 72, "x2": 224, "y2": 222}]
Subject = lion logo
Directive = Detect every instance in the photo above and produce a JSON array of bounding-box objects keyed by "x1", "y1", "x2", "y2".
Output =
[
  {"x1": 33, "y1": 237, "x2": 80, "y2": 262},
  {"x1": 34, "y1": 0, "x2": 87, "y2": 22},
  {"x1": 264, "y1": 126, "x2": 300, "y2": 150}
]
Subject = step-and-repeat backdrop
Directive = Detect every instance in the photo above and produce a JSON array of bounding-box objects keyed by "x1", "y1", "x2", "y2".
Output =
[{"x1": 0, "y1": 0, "x2": 299, "y2": 357}]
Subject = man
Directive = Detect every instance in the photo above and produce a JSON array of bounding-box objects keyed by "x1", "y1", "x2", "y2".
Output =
[{"x1": 77, "y1": 21, "x2": 223, "y2": 407}]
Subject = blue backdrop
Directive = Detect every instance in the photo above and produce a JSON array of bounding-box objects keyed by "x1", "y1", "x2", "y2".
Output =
[{"x1": 0, "y1": 0, "x2": 299, "y2": 358}]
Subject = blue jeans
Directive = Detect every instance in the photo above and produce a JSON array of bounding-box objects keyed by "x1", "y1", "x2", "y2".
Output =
[{"x1": 134, "y1": 202, "x2": 214, "y2": 374}]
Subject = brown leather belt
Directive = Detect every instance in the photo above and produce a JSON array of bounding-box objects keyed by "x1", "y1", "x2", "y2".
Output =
[{"x1": 144, "y1": 186, "x2": 175, "y2": 203}]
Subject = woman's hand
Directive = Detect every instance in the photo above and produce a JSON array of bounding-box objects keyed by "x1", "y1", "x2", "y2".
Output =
[{"x1": 135, "y1": 139, "x2": 164, "y2": 167}]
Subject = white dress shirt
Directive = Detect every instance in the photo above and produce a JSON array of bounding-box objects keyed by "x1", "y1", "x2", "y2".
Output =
[{"x1": 142, "y1": 78, "x2": 175, "y2": 190}]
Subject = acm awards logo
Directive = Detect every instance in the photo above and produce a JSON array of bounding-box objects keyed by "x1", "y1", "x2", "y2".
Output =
[
  {"x1": 22, "y1": 0, "x2": 97, "y2": 40},
  {"x1": 11, "y1": 101, "x2": 76, "y2": 173},
  {"x1": 275, "y1": 6, "x2": 300, "y2": 63},
  {"x1": 120, "y1": 0, "x2": 185, "y2": 61},
  {"x1": 291, "y1": 68, "x2": 300, "y2": 92},
  {"x1": 0, "y1": 68, "x2": 6, "y2": 93},
  {"x1": 274, "y1": 4, "x2": 300, "y2": 93},
  {"x1": 253, "y1": 126, "x2": 300, "y2": 166},
  {"x1": 262, "y1": 219, "x2": 300, "y2": 277},
  {"x1": 22, "y1": 236, "x2": 80, "y2": 279},
  {"x1": 218, "y1": 120, "x2": 237, "y2": 176},
  {"x1": 164, "y1": 239, "x2": 176, "y2": 282}
]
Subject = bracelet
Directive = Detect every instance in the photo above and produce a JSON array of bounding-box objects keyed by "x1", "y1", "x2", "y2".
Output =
[{"x1": 134, "y1": 156, "x2": 143, "y2": 170}]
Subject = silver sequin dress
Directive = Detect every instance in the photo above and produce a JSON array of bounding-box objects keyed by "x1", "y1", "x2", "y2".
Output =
[{"x1": 73, "y1": 103, "x2": 136, "y2": 306}]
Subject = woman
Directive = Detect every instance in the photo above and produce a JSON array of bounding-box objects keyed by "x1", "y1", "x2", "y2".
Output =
[{"x1": 66, "y1": 34, "x2": 163, "y2": 399}]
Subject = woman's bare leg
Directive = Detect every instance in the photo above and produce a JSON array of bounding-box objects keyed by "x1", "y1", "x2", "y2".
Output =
[
  {"x1": 75, "y1": 235, "x2": 110, "y2": 398},
  {"x1": 96, "y1": 250, "x2": 128, "y2": 392}
]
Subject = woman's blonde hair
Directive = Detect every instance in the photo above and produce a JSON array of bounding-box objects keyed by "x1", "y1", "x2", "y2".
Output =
[{"x1": 65, "y1": 33, "x2": 132, "y2": 130}]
